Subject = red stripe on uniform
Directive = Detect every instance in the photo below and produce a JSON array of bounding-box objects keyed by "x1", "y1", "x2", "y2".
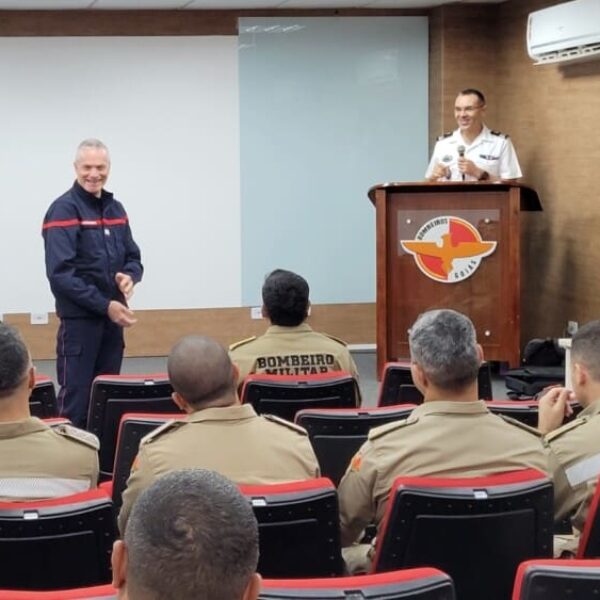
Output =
[
  {"x1": 42, "y1": 219, "x2": 80, "y2": 230},
  {"x1": 42, "y1": 216, "x2": 128, "y2": 231}
]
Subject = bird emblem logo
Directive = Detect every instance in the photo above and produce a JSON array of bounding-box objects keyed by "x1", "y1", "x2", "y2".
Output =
[{"x1": 401, "y1": 216, "x2": 497, "y2": 283}]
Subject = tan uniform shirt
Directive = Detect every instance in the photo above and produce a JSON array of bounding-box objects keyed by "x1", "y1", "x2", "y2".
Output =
[
  {"x1": 118, "y1": 403, "x2": 320, "y2": 533},
  {"x1": 0, "y1": 417, "x2": 99, "y2": 500},
  {"x1": 338, "y1": 400, "x2": 549, "y2": 546},
  {"x1": 229, "y1": 323, "x2": 360, "y2": 386},
  {"x1": 545, "y1": 401, "x2": 600, "y2": 532}
]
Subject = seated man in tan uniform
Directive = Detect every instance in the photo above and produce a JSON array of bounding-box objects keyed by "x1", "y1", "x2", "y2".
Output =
[
  {"x1": 0, "y1": 323, "x2": 98, "y2": 499},
  {"x1": 538, "y1": 320, "x2": 600, "y2": 555},
  {"x1": 337, "y1": 309, "x2": 549, "y2": 572},
  {"x1": 118, "y1": 334, "x2": 320, "y2": 533},
  {"x1": 230, "y1": 269, "x2": 359, "y2": 387},
  {"x1": 113, "y1": 469, "x2": 261, "y2": 600}
]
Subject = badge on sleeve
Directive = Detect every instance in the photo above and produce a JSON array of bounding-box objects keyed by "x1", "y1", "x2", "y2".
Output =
[{"x1": 350, "y1": 453, "x2": 363, "y2": 472}]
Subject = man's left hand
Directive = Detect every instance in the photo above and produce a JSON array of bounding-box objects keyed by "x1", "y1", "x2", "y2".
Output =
[
  {"x1": 115, "y1": 272, "x2": 135, "y2": 300},
  {"x1": 457, "y1": 157, "x2": 483, "y2": 179}
]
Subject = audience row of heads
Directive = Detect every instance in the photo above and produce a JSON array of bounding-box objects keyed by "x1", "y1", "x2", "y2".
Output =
[{"x1": 4, "y1": 306, "x2": 600, "y2": 406}]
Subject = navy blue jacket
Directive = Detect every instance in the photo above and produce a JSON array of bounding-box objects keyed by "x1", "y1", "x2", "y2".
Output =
[{"x1": 43, "y1": 181, "x2": 143, "y2": 319}]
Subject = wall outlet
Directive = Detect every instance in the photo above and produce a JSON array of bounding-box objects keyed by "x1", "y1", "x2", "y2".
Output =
[
  {"x1": 567, "y1": 320, "x2": 579, "y2": 336},
  {"x1": 250, "y1": 307, "x2": 263, "y2": 320},
  {"x1": 30, "y1": 312, "x2": 49, "y2": 325}
]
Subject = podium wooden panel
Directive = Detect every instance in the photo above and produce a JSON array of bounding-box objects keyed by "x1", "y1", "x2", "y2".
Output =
[{"x1": 369, "y1": 182, "x2": 542, "y2": 375}]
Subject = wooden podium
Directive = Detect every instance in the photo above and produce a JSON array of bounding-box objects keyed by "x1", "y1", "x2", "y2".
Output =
[{"x1": 369, "y1": 181, "x2": 542, "y2": 374}]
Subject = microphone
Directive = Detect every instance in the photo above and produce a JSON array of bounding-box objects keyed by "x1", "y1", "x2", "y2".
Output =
[{"x1": 457, "y1": 145, "x2": 466, "y2": 181}]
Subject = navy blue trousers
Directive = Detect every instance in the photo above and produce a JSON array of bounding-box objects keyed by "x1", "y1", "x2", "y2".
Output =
[{"x1": 56, "y1": 318, "x2": 124, "y2": 428}]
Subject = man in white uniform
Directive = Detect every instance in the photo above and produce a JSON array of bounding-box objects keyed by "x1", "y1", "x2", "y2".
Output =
[{"x1": 425, "y1": 89, "x2": 522, "y2": 182}]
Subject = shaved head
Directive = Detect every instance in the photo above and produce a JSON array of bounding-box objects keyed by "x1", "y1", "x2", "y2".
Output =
[{"x1": 167, "y1": 336, "x2": 236, "y2": 408}]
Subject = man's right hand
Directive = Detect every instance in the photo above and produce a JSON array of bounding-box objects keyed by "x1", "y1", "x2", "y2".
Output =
[
  {"x1": 108, "y1": 300, "x2": 137, "y2": 327},
  {"x1": 537, "y1": 386, "x2": 575, "y2": 435},
  {"x1": 429, "y1": 162, "x2": 450, "y2": 181}
]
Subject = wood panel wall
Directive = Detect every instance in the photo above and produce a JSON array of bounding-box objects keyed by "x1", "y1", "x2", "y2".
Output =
[
  {"x1": 5, "y1": 303, "x2": 375, "y2": 359},
  {"x1": 429, "y1": 0, "x2": 600, "y2": 344}
]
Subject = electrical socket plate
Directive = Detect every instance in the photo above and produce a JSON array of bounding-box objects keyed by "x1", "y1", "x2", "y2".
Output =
[
  {"x1": 250, "y1": 307, "x2": 262, "y2": 320},
  {"x1": 567, "y1": 321, "x2": 579, "y2": 335},
  {"x1": 30, "y1": 312, "x2": 49, "y2": 325}
]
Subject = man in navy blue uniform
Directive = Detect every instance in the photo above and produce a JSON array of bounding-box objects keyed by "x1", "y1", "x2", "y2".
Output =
[{"x1": 43, "y1": 139, "x2": 143, "y2": 428}]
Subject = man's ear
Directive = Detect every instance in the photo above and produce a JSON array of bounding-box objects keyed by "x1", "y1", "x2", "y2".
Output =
[
  {"x1": 28, "y1": 366, "x2": 36, "y2": 391},
  {"x1": 261, "y1": 304, "x2": 268, "y2": 320},
  {"x1": 111, "y1": 540, "x2": 128, "y2": 590},
  {"x1": 171, "y1": 391, "x2": 191, "y2": 414},
  {"x1": 476, "y1": 343, "x2": 484, "y2": 365},
  {"x1": 242, "y1": 573, "x2": 262, "y2": 600},
  {"x1": 410, "y1": 362, "x2": 427, "y2": 393},
  {"x1": 573, "y1": 362, "x2": 587, "y2": 387}
]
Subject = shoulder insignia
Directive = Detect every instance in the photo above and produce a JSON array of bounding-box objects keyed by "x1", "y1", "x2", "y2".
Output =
[
  {"x1": 498, "y1": 415, "x2": 543, "y2": 436},
  {"x1": 54, "y1": 424, "x2": 100, "y2": 450},
  {"x1": 369, "y1": 416, "x2": 417, "y2": 441},
  {"x1": 437, "y1": 131, "x2": 453, "y2": 141},
  {"x1": 545, "y1": 417, "x2": 588, "y2": 443},
  {"x1": 323, "y1": 332, "x2": 348, "y2": 347},
  {"x1": 263, "y1": 414, "x2": 308, "y2": 435},
  {"x1": 140, "y1": 419, "x2": 184, "y2": 445},
  {"x1": 229, "y1": 336, "x2": 257, "y2": 351},
  {"x1": 490, "y1": 130, "x2": 509, "y2": 139}
]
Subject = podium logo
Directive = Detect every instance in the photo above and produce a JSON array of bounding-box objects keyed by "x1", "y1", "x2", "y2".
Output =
[{"x1": 401, "y1": 216, "x2": 496, "y2": 283}]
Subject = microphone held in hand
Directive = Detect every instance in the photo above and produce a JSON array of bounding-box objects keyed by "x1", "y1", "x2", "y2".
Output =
[{"x1": 457, "y1": 145, "x2": 466, "y2": 181}]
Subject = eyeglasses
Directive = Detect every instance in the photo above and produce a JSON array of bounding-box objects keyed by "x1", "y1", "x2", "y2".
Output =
[{"x1": 454, "y1": 105, "x2": 484, "y2": 114}]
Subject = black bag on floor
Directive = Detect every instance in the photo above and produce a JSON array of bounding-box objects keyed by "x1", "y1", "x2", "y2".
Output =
[{"x1": 505, "y1": 366, "x2": 565, "y2": 397}]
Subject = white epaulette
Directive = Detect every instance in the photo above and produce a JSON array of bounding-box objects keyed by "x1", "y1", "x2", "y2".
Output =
[
  {"x1": 263, "y1": 414, "x2": 308, "y2": 436},
  {"x1": 498, "y1": 414, "x2": 544, "y2": 437},
  {"x1": 369, "y1": 416, "x2": 418, "y2": 441},
  {"x1": 545, "y1": 417, "x2": 587, "y2": 443},
  {"x1": 54, "y1": 424, "x2": 100, "y2": 450},
  {"x1": 140, "y1": 420, "x2": 184, "y2": 445},
  {"x1": 229, "y1": 336, "x2": 257, "y2": 351}
]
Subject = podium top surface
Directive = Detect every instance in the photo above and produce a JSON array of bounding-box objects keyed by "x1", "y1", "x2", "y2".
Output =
[{"x1": 368, "y1": 181, "x2": 542, "y2": 211}]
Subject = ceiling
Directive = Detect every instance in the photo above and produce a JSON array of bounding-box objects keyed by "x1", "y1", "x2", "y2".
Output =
[{"x1": 0, "y1": 0, "x2": 505, "y2": 10}]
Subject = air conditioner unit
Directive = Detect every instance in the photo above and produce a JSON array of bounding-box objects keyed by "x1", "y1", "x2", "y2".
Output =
[{"x1": 527, "y1": 0, "x2": 600, "y2": 65}]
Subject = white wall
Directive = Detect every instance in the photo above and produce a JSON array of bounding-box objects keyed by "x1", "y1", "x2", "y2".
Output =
[{"x1": 0, "y1": 36, "x2": 241, "y2": 314}]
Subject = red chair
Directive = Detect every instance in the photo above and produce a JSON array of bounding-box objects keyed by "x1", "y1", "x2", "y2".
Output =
[
  {"x1": 86, "y1": 373, "x2": 182, "y2": 479},
  {"x1": 0, "y1": 489, "x2": 115, "y2": 590},
  {"x1": 259, "y1": 568, "x2": 455, "y2": 599},
  {"x1": 240, "y1": 371, "x2": 360, "y2": 422},
  {"x1": 295, "y1": 404, "x2": 416, "y2": 485},
  {"x1": 30, "y1": 375, "x2": 58, "y2": 418},
  {"x1": 0, "y1": 585, "x2": 117, "y2": 599},
  {"x1": 109, "y1": 412, "x2": 184, "y2": 509},
  {"x1": 512, "y1": 559, "x2": 600, "y2": 600},
  {"x1": 373, "y1": 469, "x2": 553, "y2": 600},
  {"x1": 240, "y1": 478, "x2": 343, "y2": 578}
]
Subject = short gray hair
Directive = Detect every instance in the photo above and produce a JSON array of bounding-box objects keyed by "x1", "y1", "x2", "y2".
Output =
[
  {"x1": 125, "y1": 469, "x2": 259, "y2": 600},
  {"x1": 409, "y1": 309, "x2": 480, "y2": 391},
  {"x1": 75, "y1": 138, "x2": 110, "y2": 163}
]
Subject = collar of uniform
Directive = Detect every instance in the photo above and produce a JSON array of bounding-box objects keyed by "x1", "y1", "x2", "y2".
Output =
[
  {"x1": 0, "y1": 416, "x2": 49, "y2": 439},
  {"x1": 454, "y1": 124, "x2": 492, "y2": 148},
  {"x1": 265, "y1": 323, "x2": 313, "y2": 335},
  {"x1": 579, "y1": 400, "x2": 600, "y2": 419},
  {"x1": 186, "y1": 403, "x2": 258, "y2": 423},
  {"x1": 72, "y1": 180, "x2": 114, "y2": 205},
  {"x1": 411, "y1": 399, "x2": 489, "y2": 417}
]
